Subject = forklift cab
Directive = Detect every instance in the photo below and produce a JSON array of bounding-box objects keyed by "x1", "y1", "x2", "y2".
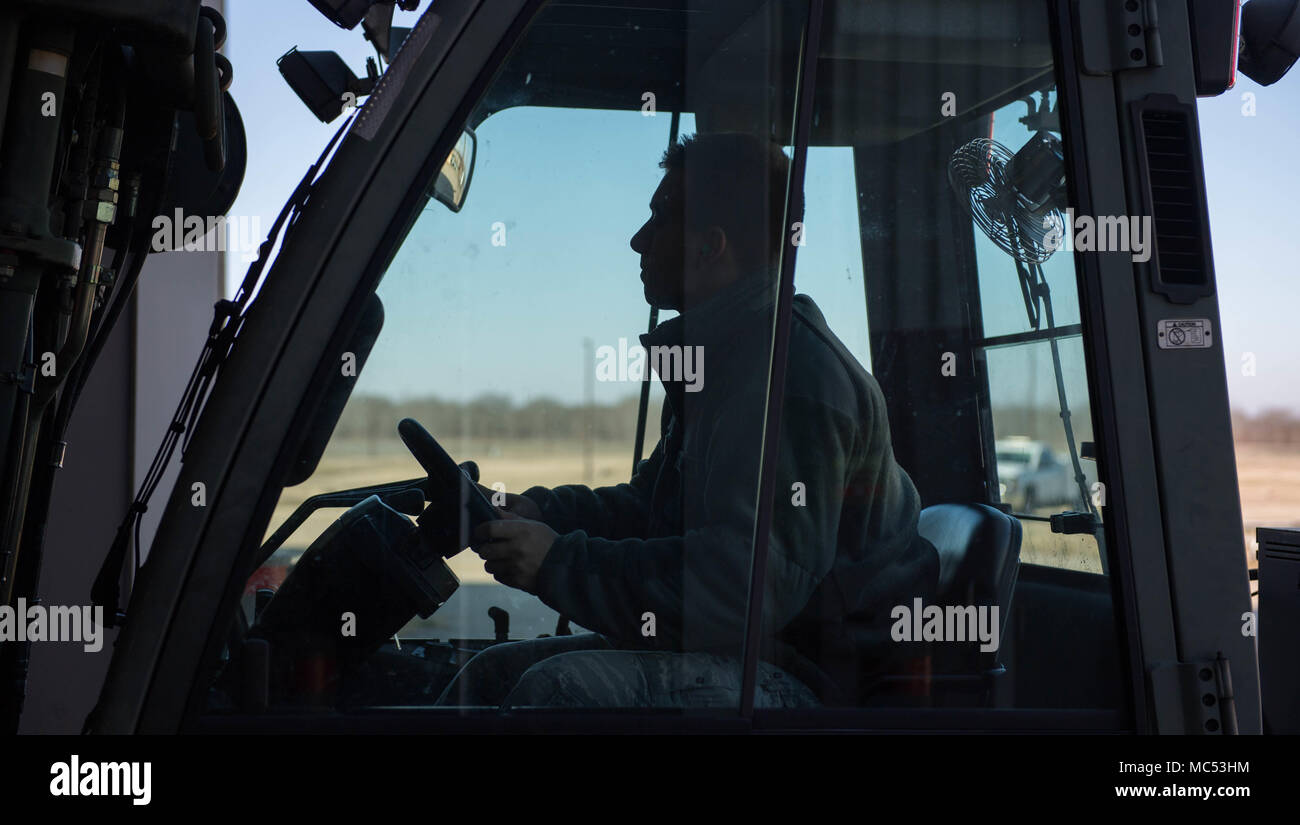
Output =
[{"x1": 88, "y1": 0, "x2": 1268, "y2": 733}]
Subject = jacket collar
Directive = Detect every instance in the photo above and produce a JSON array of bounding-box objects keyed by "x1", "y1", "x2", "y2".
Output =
[
  {"x1": 640, "y1": 271, "x2": 778, "y2": 351},
  {"x1": 640, "y1": 272, "x2": 778, "y2": 417}
]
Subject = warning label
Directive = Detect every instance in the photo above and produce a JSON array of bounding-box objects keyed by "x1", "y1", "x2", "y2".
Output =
[{"x1": 1157, "y1": 318, "x2": 1213, "y2": 350}]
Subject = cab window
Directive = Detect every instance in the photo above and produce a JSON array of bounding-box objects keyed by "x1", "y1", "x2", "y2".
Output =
[
  {"x1": 208, "y1": 0, "x2": 1128, "y2": 725},
  {"x1": 211, "y1": 0, "x2": 808, "y2": 715},
  {"x1": 753, "y1": 1, "x2": 1125, "y2": 714}
]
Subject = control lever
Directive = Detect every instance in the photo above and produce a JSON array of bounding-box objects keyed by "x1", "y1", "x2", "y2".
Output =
[{"x1": 488, "y1": 606, "x2": 510, "y2": 643}]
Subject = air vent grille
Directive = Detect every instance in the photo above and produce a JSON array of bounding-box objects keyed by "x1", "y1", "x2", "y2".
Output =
[
  {"x1": 1132, "y1": 95, "x2": 1215, "y2": 303},
  {"x1": 1141, "y1": 109, "x2": 1205, "y2": 285}
]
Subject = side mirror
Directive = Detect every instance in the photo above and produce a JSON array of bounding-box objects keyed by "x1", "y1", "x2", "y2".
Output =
[
  {"x1": 430, "y1": 129, "x2": 476, "y2": 213},
  {"x1": 277, "y1": 47, "x2": 377, "y2": 123},
  {"x1": 1239, "y1": 0, "x2": 1300, "y2": 86}
]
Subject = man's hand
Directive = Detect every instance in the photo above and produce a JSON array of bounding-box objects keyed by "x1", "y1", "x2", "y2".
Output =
[
  {"x1": 471, "y1": 515, "x2": 558, "y2": 594},
  {"x1": 476, "y1": 483, "x2": 543, "y2": 520}
]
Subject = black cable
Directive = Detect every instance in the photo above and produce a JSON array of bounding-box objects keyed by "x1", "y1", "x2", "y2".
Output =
[
  {"x1": 1003, "y1": 211, "x2": 1095, "y2": 521},
  {"x1": 1029, "y1": 261, "x2": 1097, "y2": 520},
  {"x1": 56, "y1": 230, "x2": 147, "y2": 432},
  {"x1": 92, "y1": 116, "x2": 355, "y2": 624}
]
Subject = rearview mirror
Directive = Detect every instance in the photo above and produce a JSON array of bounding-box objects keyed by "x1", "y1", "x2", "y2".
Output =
[{"x1": 430, "y1": 129, "x2": 476, "y2": 213}]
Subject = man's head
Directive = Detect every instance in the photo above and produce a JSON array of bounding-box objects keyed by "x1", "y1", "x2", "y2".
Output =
[{"x1": 630, "y1": 132, "x2": 792, "y2": 311}]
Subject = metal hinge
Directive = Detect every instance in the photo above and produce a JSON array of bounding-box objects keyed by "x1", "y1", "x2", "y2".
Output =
[
  {"x1": 1148, "y1": 652, "x2": 1239, "y2": 734},
  {"x1": 1074, "y1": 0, "x2": 1165, "y2": 75}
]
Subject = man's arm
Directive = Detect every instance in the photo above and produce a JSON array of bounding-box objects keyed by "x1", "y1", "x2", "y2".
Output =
[
  {"x1": 515, "y1": 435, "x2": 664, "y2": 540},
  {"x1": 483, "y1": 400, "x2": 672, "y2": 539},
  {"x1": 528, "y1": 396, "x2": 855, "y2": 649}
]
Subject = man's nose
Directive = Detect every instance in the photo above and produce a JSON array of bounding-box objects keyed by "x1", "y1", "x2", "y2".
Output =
[{"x1": 630, "y1": 222, "x2": 650, "y2": 255}]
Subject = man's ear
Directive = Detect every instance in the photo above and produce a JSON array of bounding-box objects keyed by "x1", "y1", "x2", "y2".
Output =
[{"x1": 700, "y1": 226, "x2": 727, "y2": 263}]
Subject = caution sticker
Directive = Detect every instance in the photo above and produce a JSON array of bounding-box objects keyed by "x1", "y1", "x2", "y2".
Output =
[{"x1": 1157, "y1": 318, "x2": 1213, "y2": 349}]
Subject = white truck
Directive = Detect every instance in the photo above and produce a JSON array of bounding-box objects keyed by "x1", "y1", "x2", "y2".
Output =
[{"x1": 996, "y1": 437, "x2": 1077, "y2": 512}]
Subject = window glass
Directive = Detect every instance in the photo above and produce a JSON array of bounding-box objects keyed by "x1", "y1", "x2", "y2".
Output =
[
  {"x1": 984, "y1": 337, "x2": 1102, "y2": 572},
  {"x1": 976, "y1": 92, "x2": 1083, "y2": 340},
  {"x1": 752, "y1": 1, "x2": 1123, "y2": 714},
  {"x1": 210, "y1": 0, "x2": 809, "y2": 714},
  {"x1": 794, "y1": 146, "x2": 872, "y2": 371}
]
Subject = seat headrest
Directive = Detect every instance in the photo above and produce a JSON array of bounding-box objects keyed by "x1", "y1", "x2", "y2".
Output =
[{"x1": 918, "y1": 503, "x2": 1021, "y2": 610}]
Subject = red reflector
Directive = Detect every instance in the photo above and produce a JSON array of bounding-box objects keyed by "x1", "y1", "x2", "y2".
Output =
[{"x1": 1228, "y1": 0, "x2": 1242, "y2": 90}]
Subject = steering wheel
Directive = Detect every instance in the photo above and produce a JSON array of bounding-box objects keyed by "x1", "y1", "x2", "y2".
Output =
[
  {"x1": 248, "y1": 419, "x2": 497, "y2": 671},
  {"x1": 397, "y1": 417, "x2": 500, "y2": 558}
]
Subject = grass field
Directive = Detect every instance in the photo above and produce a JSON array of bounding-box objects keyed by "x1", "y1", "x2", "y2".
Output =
[
  {"x1": 261, "y1": 436, "x2": 1291, "y2": 588},
  {"x1": 1234, "y1": 442, "x2": 1300, "y2": 569},
  {"x1": 265, "y1": 437, "x2": 632, "y2": 585}
]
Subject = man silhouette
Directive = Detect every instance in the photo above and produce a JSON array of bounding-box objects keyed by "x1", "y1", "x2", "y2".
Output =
[{"x1": 439, "y1": 133, "x2": 938, "y2": 708}]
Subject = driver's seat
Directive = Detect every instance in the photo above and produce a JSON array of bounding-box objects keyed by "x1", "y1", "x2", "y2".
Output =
[
  {"x1": 871, "y1": 502, "x2": 1021, "y2": 705},
  {"x1": 923, "y1": 503, "x2": 1021, "y2": 625},
  {"x1": 923, "y1": 503, "x2": 1021, "y2": 699}
]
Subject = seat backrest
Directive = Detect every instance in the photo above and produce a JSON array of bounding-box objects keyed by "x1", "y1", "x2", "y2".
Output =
[{"x1": 917, "y1": 503, "x2": 1022, "y2": 669}]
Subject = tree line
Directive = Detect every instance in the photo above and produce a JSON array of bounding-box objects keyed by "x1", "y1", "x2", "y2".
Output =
[
  {"x1": 333, "y1": 393, "x2": 660, "y2": 443},
  {"x1": 1231, "y1": 408, "x2": 1300, "y2": 444},
  {"x1": 331, "y1": 392, "x2": 1299, "y2": 448}
]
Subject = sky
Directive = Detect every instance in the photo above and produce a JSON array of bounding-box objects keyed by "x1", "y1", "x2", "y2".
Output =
[
  {"x1": 222, "y1": 0, "x2": 1300, "y2": 416},
  {"x1": 1197, "y1": 74, "x2": 1300, "y2": 414}
]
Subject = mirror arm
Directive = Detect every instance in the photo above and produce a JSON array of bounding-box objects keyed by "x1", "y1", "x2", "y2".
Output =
[{"x1": 348, "y1": 56, "x2": 380, "y2": 97}]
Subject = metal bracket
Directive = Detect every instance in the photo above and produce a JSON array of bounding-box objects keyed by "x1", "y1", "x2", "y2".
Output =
[
  {"x1": 0, "y1": 232, "x2": 82, "y2": 272},
  {"x1": 1074, "y1": 0, "x2": 1165, "y2": 75},
  {"x1": 1148, "y1": 654, "x2": 1238, "y2": 734},
  {"x1": 0, "y1": 360, "x2": 35, "y2": 394},
  {"x1": 1049, "y1": 510, "x2": 1098, "y2": 535}
]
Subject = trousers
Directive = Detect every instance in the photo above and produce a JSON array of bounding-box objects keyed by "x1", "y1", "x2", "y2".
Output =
[{"x1": 435, "y1": 632, "x2": 820, "y2": 709}]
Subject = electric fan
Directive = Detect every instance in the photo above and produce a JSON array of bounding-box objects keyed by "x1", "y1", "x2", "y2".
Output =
[
  {"x1": 947, "y1": 129, "x2": 1067, "y2": 264},
  {"x1": 948, "y1": 126, "x2": 1098, "y2": 523}
]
